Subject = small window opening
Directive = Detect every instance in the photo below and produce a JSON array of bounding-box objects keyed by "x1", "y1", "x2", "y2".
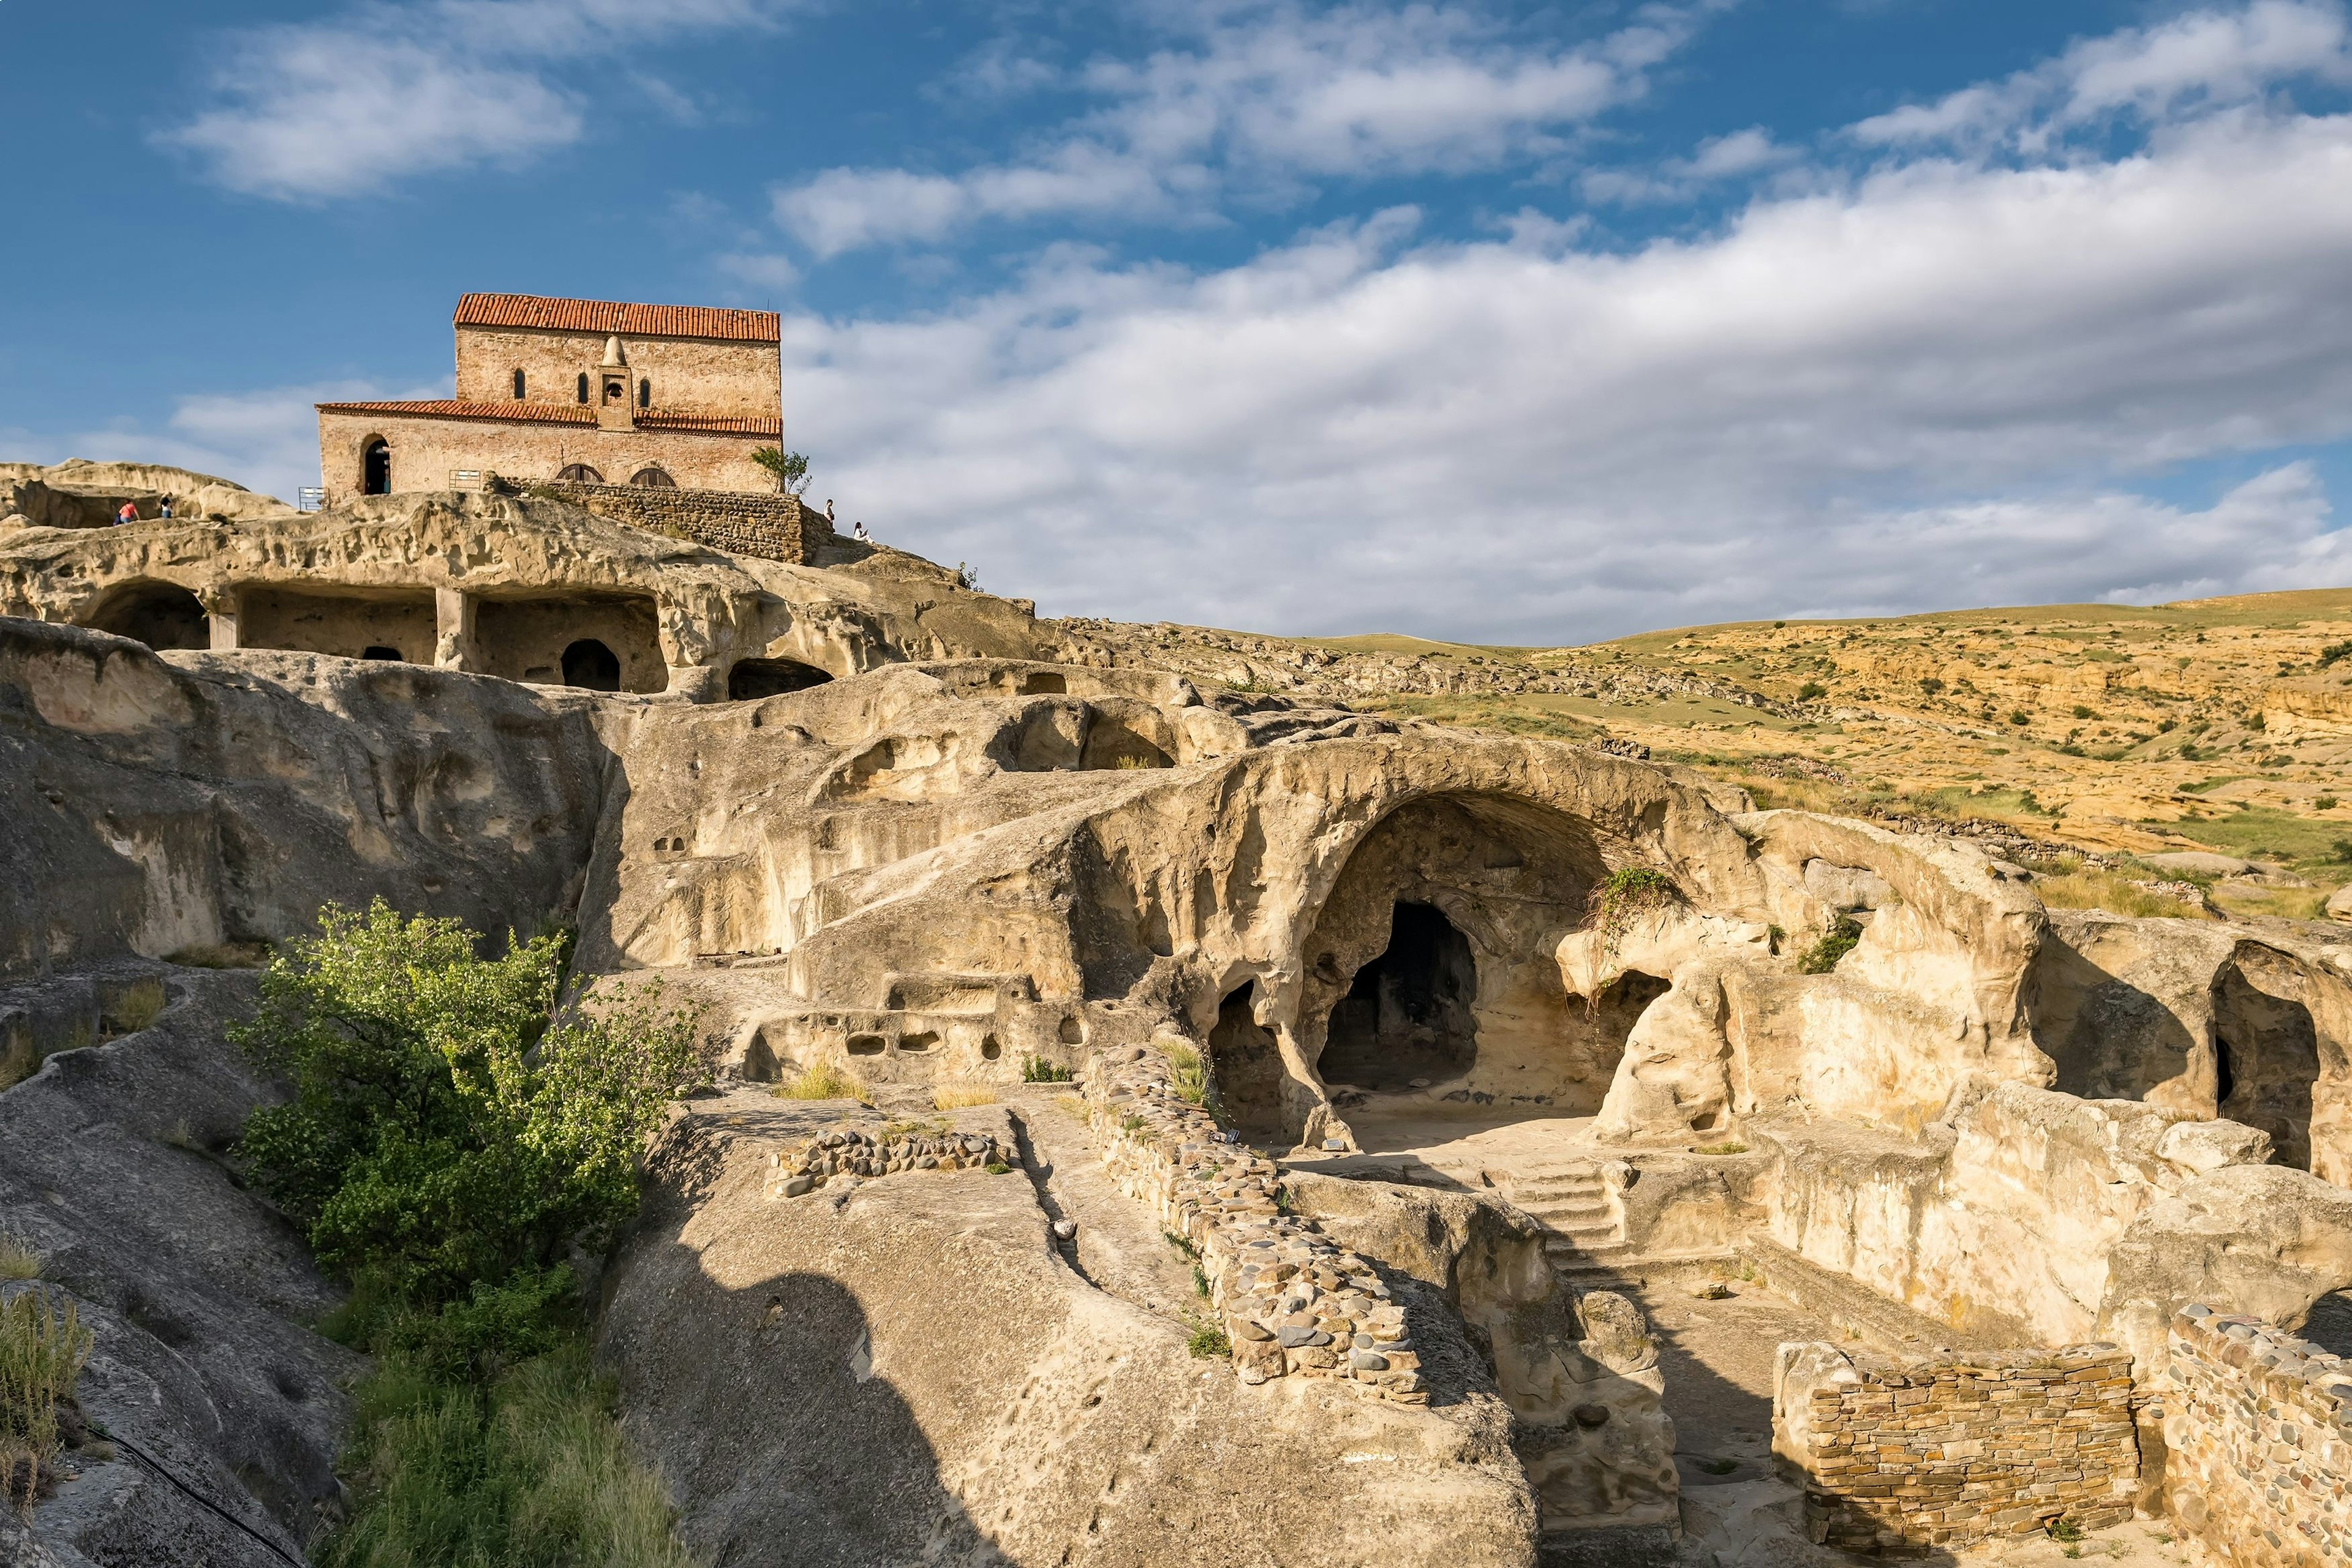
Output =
[
  {"x1": 560, "y1": 638, "x2": 621, "y2": 692},
  {"x1": 638, "y1": 377, "x2": 650, "y2": 407},
  {"x1": 512, "y1": 369, "x2": 526, "y2": 399},
  {"x1": 576, "y1": 372, "x2": 589, "y2": 404}
]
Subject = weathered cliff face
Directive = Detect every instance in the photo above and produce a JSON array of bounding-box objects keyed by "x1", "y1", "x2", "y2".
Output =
[{"x1": 0, "y1": 618, "x2": 613, "y2": 979}]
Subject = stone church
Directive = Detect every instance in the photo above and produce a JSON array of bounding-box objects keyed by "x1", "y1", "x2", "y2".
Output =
[{"x1": 315, "y1": 294, "x2": 783, "y2": 503}]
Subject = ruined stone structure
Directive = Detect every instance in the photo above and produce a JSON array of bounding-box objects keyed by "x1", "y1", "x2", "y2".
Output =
[
  {"x1": 2163, "y1": 1306, "x2": 2352, "y2": 1568},
  {"x1": 5, "y1": 466, "x2": 2352, "y2": 1566},
  {"x1": 315, "y1": 295, "x2": 784, "y2": 503}
]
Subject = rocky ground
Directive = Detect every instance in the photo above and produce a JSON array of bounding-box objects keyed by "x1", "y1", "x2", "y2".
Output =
[{"x1": 1049, "y1": 589, "x2": 2352, "y2": 926}]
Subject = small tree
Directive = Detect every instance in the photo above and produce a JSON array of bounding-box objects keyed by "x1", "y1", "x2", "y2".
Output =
[
  {"x1": 751, "y1": 448, "x2": 811, "y2": 497},
  {"x1": 233, "y1": 902, "x2": 707, "y2": 1308}
]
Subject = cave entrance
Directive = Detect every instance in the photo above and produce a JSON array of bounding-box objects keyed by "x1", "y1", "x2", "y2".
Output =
[
  {"x1": 728, "y1": 657, "x2": 832, "y2": 700},
  {"x1": 1208, "y1": 986, "x2": 1286, "y2": 1142},
  {"x1": 2213, "y1": 962, "x2": 2320, "y2": 1171},
  {"x1": 86, "y1": 581, "x2": 208, "y2": 652},
  {"x1": 562, "y1": 638, "x2": 622, "y2": 692},
  {"x1": 1590, "y1": 970, "x2": 1672, "y2": 1083},
  {"x1": 1320, "y1": 902, "x2": 1479, "y2": 1091}
]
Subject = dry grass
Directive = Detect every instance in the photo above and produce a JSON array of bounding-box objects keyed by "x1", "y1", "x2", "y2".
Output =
[
  {"x1": 1052, "y1": 1092, "x2": 1089, "y2": 1121},
  {"x1": 0, "y1": 1232, "x2": 40, "y2": 1283},
  {"x1": 2209, "y1": 884, "x2": 2336, "y2": 922},
  {"x1": 100, "y1": 979, "x2": 167, "y2": 1038},
  {"x1": 932, "y1": 1082, "x2": 999, "y2": 1110},
  {"x1": 1, "y1": 1289, "x2": 92, "y2": 1514},
  {"x1": 2034, "y1": 862, "x2": 2213, "y2": 919},
  {"x1": 1161, "y1": 1041, "x2": 1210, "y2": 1107},
  {"x1": 773, "y1": 1060, "x2": 872, "y2": 1104}
]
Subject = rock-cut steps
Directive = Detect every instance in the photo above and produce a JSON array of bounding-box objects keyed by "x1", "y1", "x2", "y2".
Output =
[{"x1": 1504, "y1": 1163, "x2": 1632, "y2": 1275}]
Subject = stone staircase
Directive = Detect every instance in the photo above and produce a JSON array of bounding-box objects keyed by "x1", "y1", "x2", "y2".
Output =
[{"x1": 1504, "y1": 1163, "x2": 1633, "y2": 1275}]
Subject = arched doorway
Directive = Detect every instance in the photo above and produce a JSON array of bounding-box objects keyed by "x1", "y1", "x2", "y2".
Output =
[
  {"x1": 1320, "y1": 902, "x2": 1480, "y2": 1091},
  {"x1": 561, "y1": 639, "x2": 621, "y2": 692},
  {"x1": 86, "y1": 581, "x2": 208, "y2": 651},
  {"x1": 628, "y1": 467, "x2": 676, "y2": 488},
  {"x1": 555, "y1": 464, "x2": 604, "y2": 484},
  {"x1": 1207, "y1": 987, "x2": 1286, "y2": 1143},
  {"x1": 361, "y1": 437, "x2": 391, "y2": 496}
]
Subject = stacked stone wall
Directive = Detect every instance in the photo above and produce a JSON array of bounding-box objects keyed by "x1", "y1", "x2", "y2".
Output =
[
  {"x1": 537, "y1": 482, "x2": 832, "y2": 565},
  {"x1": 2163, "y1": 1306, "x2": 2352, "y2": 1567},
  {"x1": 1775, "y1": 1341, "x2": 2138, "y2": 1557},
  {"x1": 1084, "y1": 1047, "x2": 1428, "y2": 1403}
]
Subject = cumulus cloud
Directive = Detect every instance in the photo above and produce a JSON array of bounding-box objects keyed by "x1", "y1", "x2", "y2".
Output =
[
  {"x1": 769, "y1": 99, "x2": 2352, "y2": 639},
  {"x1": 164, "y1": 0, "x2": 791, "y2": 200},
  {"x1": 773, "y1": 1, "x2": 1716, "y2": 256},
  {"x1": 1852, "y1": 0, "x2": 2352, "y2": 151},
  {"x1": 1581, "y1": 125, "x2": 1800, "y2": 204}
]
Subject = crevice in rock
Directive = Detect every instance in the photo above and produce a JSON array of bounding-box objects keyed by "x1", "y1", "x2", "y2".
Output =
[{"x1": 1005, "y1": 1107, "x2": 1094, "y2": 1286}]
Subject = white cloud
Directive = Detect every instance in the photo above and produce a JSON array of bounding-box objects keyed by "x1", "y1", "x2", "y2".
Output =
[
  {"x1": 773, "y1": 1, "x2": 1714, "y2": 256},
  {"x1": 716, "y1": 252, "x2": 804, "y2": 291},
  {"x1": 1853, "y1": 0, "x2": 2352, "y2": 150},
  {"x1": 1581, "y1": 125, "x2": 1799, "y2": 203},
  {"x1": 164, "y1": 0, "x2": 791, "y2": 200},
  {"x1": 763, "y1": 99, "x2": 2352, "y2": 639}
]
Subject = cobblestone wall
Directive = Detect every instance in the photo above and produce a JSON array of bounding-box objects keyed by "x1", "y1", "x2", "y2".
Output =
[
  {"x1": 1084, "y1": 1046, "x2": 1429, "y2": 1403},
  {"x1": 2163, "y1": 1305, "x2": 2352, "y2": 1567},
  {"x1": 537, "y1": 481, "x2": 832, "y2": 564},
  {"x1": 1774, "y1": 1341, "x2": 2138, "y2": 1557}
]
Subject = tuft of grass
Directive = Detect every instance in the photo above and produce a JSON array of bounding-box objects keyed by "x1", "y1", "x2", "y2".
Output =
[
  {"x1": 1186, "y1": 1322, "x2": 1231, "y2": 1360},
  {"x1": 775, "y1": 1061, "x2": 872, "y2": 1104},
  {"x1": 1163, "y1": 1042, "x2": 1209, "y2": 1106},
  {"x1": 0, "y1": 1232, "x2": 39, "y2": 1283},
  {"x1": 1693, "y1": 1142, "x2": 1748, "y2": 1156},
  {"x1": 1111, "y1": 755, "x2": 1161, "y2": 770},
  {"x1": 2209, "y1": 884, "x2": 2334, "y2": 923},
  {"x1": 1051, "y1": 1092, "x2": 1088, "y2": 1121},
  {"x1": 932, "y1": 1083, "x2": 999, "y2": 1110},
  {"x1": 1163, "y1": 1230, "x2": 1199, "y2": 1261},
  {"x1": 322, "y1": 1341, "x2": 696, "y2": 1568},
  {"x1": 100, "y1": 980, "x2": 167, "y2": 1038},
  {"x1": 0, "y1": 1288, "x2": 92, "y2": 1515},
  {"x1": 983, "y1": 1161, "x2": 1011, "y2": 1175},
  {"x1": 1022, "y1": 1056, "x2": 1075, "y2": 1084},
  {"x1": 1796, "y1": 916, "x2": 1863, "y2": 974},
  {"x1": 2046, "y1": 1516, "x2": 2084, "y2": 1545}
]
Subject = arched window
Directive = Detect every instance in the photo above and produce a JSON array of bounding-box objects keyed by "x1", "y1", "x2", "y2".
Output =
[
  {"x1": 512, "y1": 369, "x2": 526, "y2": 399},
  {"x1": 361, "y1": 437, "x2": 392, "y2": 496},
  {"x1": 576, "y1": 372, "x2": 589, "y2": 404},
  {"x1": 638, "y1": 377, "x2": 650, "y2": 407},
  {"x1": 628, "y1": 467, "x2": 676, "y2": 488},
  {"x1": 554, "y1": 464, "x2": 604, "y2": 484}
]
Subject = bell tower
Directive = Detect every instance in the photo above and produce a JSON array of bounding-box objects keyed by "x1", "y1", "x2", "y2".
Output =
[{"x1": 593, "y1": 336, "x2": 636, "y2": 432}]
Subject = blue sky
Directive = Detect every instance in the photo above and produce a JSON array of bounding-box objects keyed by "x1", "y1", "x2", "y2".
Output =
[{"x1": 6, "y1": 0, "x2": 2352, "y2": 642}]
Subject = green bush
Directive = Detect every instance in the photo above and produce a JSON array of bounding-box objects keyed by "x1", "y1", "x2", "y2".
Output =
[
  {"x1": 1795, "y1": 681, "x2": 1828, "y2": 701},
  {"x1": 1796, "y1": 916, "x2": 1863, "y2": 974},
  {"x1": 233, "y1": 901, "x2": 706, "y2": 1308},
  {"x1": 1021, "y1": 1055, "x2": 1075, "y2": 1083},
  {"x1": 0, "y1": 1289, "x2": 91, "y2": 1512}
]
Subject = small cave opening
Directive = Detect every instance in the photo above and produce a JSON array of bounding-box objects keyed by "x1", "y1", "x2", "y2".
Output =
[
  {"x1": 86, "y1": 581, "x2": 208, "y2": 652},
  {"x1": 2212, "y1": 963, "x2": 2319, "y2": 1170},
  {"x1": 561, "y1": 638, "x2": 622, "y2": 692},
  {"x1": 1079, "y1": 717, "x2": 1172, "y2": 771},
  {"x1": 361, "y1": 646, "x2": 403, "y2": 662},
  {"x1": 1589, "y1": 970, "x2": 1672, "y2": 1078},
  {"x1": 1208, "y1": 986, "x2": 1287, "y2": 1142},
  {"x1": 1318, "y1": 902, "x2": 1479, "y2": 1090},
  {"x1": 1020, "y1": 672, "x2": 1066, "y2": 695},
  {"x1": 741, "y1": 1028, "x2": 780, "y2": 1083},
  {"x1": 728, "y1": 657, "x2": 833, "y2": 700}
]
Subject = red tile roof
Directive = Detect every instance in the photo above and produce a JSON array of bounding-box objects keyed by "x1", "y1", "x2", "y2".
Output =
[
  {"x1": 453, "y1": 294, "x2": 781, "y2": 344},
  {"x1": 315, "y1": 399, "x2": 781, "y2": 437}
]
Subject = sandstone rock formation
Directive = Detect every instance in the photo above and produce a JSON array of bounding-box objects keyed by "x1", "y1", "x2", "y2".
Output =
[{"x1": 5, "y1": 475, "x2": 2352, "y2": 1564}]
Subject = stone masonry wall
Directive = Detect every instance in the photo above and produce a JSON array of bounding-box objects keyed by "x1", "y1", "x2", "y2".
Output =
[
  {"x1": 1774, "y1": 1340, "x2": 2138, "y2": 1557},
  {"x1": 1084, "y1": 1046, "x2": 1430, "y2": 1403},
  {"x1": 2163, "y1": 1305, "x2": 2352, "y2": 1568},
  {"x1": 537, "y1": 482, "x2": 833, "y2": 565}
]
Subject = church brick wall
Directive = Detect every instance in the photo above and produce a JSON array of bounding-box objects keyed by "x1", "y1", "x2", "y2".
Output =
[
  {"x1": 317, "y1": 409, "x2": 774, "y2": 505},
  {"x1": 454, "y1": 325, "x2": 782, "y2": 420}
]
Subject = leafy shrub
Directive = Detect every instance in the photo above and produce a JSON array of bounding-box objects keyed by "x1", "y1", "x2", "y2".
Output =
[
  {"x1": 1795, "y1": 682, "x2": 1828, "y2": 701},
  {"x1": 1022, "y1": 1056, "x2": 1075, "y2": 1083},
  {"x1": 1186, "y1": 1322, "x2": 1231, "y2": 1360},
  {"x1": 748, "y1": 447, "x2": 810, "y2": 497},
  {"x1": 2316, "y1": 796, "x2": 2340, "y2": 813},
  {"x1": 1796, "y1": 916, "x2": 1863, "y2": 974},
  {"x1": 2008, "y1": 710, "x2": 2030, "y2": 726},
  {"x1": 0, "y1": 1289, "x2": 91, "y2": 1513},
  {"x1": 778, "y1": 1060, "x2": 870, "y2": 1103},
  {"x1": 232, "y1": 902, "x2": 707, "y2": 1309},
  {"x1": 1918, "y1": 677, "x2": 1943, "y2": 695}
]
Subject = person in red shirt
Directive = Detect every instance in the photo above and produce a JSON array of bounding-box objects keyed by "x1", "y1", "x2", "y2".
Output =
[{"x1": 115, "y1": 502, "x2": 137, "y2": 526}]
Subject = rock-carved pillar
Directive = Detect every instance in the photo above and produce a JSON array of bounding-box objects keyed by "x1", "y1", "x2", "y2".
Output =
[{"x1": 434, "y1": 587, "x2": 475, "y2": 671}]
